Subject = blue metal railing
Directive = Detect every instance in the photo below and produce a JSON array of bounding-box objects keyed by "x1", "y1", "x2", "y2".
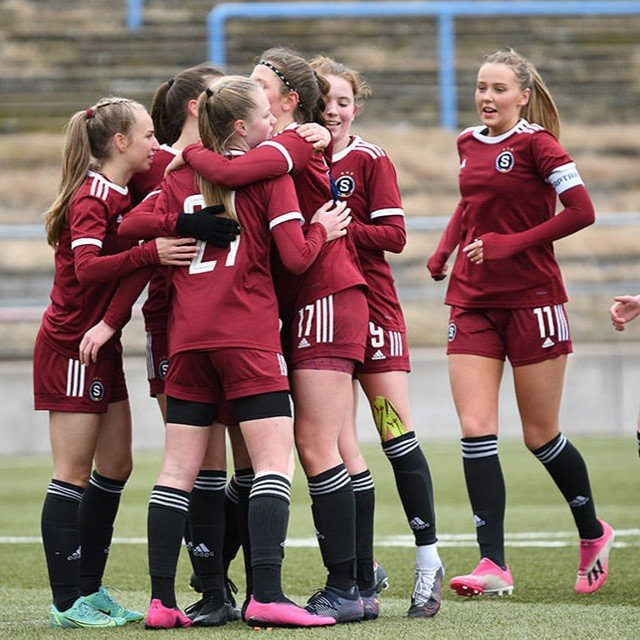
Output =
[
  {"x1": 127, "y1": 0, "x2": 143, "y2": 30},
  {"x1": 205, "y1": 1, "x2": 640, "y2": 130}
]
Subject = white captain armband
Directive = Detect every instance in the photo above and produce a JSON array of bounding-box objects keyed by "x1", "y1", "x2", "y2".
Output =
[{"x1": 546, "y1": 162, "x2": 584, "y2": 195}]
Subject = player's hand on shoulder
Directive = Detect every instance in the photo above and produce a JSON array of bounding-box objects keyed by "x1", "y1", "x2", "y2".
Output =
[
  {"x1": 164, "y1": 152, "x2": 185, "y2": 175},
  {"x1": 297, "y1": 123, "x2": 332, "y2": 150},
  {"x1": 312, "y1": 200, "x2": 351, "y2": 241}
]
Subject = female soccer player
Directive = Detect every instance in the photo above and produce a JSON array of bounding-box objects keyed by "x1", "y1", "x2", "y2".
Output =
[
  {"x1": 311, "y1": 55, "x2": 444, "y2": 619},
  {"x1": 122, "y1": 76, "x2": 348, "y2": 629},
  {"x1": 127, "y1": 64, "x2": 248, "y2": 626},
  {"x1": 129, "y1": 63, "x2": 226, "y2": 417},
  {"x1": 427, "y1": 49, "x2": 613, "y2": 597},
  {"x1": 177, "y1": 48, "x2": 370, "y2": 623},
  {"x1": 34, "y1": 97, "x2": 198, "y2": 628}
]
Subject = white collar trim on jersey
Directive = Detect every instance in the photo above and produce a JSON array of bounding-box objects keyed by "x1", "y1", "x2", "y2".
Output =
[
  {"x1": 87, "y1": 170, "x2": 128, "y2": 195},
  {"x1": 470, "y1": 118, "x2": 529, "y2": 144},
  {"x1": 332, "y1": 135, "x2": 361, "y2": 163},
  {"x1": 160, "y1": 143, "x2": 181, "y2": 156}
]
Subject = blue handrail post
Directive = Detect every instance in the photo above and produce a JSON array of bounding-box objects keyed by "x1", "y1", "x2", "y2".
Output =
[
  {"x1": 438, "y1": 12, "x2": 457, "y2": 131},
  {"x1": 208, "y1": 8, "x2": 227, "y2": 66},
  {"x1": 127, "y1": 0, "x2": 143, "y2": 30}
]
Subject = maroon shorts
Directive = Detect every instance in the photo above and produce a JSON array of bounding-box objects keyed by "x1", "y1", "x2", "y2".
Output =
[
  {"x1": 165, "y1": 347, "x2": 290, "y2": 404},
  {"x1": 290, "y1": 288, "x2": 368, "y2": 368},
  {"x1": 356, "y1": 321, "x2": 411, "y2": 374},
  {"x1": 446, "y1": 304, "x2": 573, "y2": 366},
  {"x1": 33, "y1": 335, "x2": 128, "y2": 414},
  {"x1": 145, "y1": 331, "x2": 169, "y2": 397}
]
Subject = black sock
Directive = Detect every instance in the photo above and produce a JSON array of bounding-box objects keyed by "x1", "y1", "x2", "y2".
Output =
[
  {"x1": 235, "y1": 468, "x2": 254, "y2": 597},
  {"x1": 79, "y1": 470, "x2": 125, "y2": 595},
  {"x1": 148, "y1": 485, "x2": 190, "y2": 608},
  {"x1": 308, "y1": 464, "x2": 356, "y2": 592},
  {"x1": 532, "y1": 433, "x2": 602, "y2": 539},
  {"x1": 223, "y1": 475, "x2": 242, "y2": 575},
  {"x1": 461, "y1": 436, "x2": 506, "y2": 569},
  {"x1": 188, "y1": 471, "x2": 226, "y2": 605},
  {"x1": 249, "y1": 473, "x2": 291, "y2": 603},
  {"x1": 351, "y1": 470, "x2": 375, "y2": 591},
  {"x1": 636, "y1": 431, "x2": 640, "y2": 457},
  {"x1": 382, "y1": 432, "x2": 437, "y2": 545},
  {"x1": 41, "y1": 480, "x2": 84, "y2": 612}
]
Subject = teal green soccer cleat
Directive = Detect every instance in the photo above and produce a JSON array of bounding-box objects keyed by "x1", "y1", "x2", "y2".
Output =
[
  {"x1": 82, "y1": 586, "x2": 143, "y2": 623},
  {"x1": 49, "y1": 598, "x2": 120, "y2": 628}
]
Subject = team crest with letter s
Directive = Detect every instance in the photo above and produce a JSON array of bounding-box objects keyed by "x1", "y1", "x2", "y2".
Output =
[
  {"x1": 447, "y1": 322, "x2": 457, "y2": 342},
  {"x1": 89, "y1": 379, "x2": 105, "y2": 402},
  {"x1": 335, "y1": 173, "x2": 356, "y2": 198},
  {"x1": 158, "y1": 359, "x2": 170, "y2": 380},
  {"x1": 495, "y1": 148, "x2": 515, "y2": 173}
]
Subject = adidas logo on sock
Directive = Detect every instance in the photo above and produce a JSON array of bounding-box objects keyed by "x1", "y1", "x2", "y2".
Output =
[
  {"x1": 569, "y1": 495, "x2": 590, "y2": 508},
  {"x1": 193, "y1": 543, "x2": 214, "y2": 558},
  {"x1": 371, "y1": 349, "x2": 386, "y2": 361},
  {"x1": 298, "y1": 338, "x2": 311, "y2": 348},
  {"x1": 473, "y1": 514, "x2": 486, "y2": 528},
  {"x1": 542, "y1": 337, "x2": 555, "y2": 348},
  {"x1": 67, "y1": 546, "x2": 82, "y2": 561},
  {"x1": 409, "y1": 517, "x2": 430, "y2": 530}
]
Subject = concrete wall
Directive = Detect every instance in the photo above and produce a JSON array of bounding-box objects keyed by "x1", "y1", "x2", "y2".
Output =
[{"x1": 3, "y1": 344, "x2": 635, "y2": 457}]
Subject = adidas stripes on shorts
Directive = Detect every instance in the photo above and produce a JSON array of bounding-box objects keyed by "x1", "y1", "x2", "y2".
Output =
[
  {"x1": 290, "y1": 287, "x2": 368, "y2": 368},
  {"x1": 446, "y1": 304, "x2": 573, "y2": 366},
  {"x1": 356, "y1": 321, "x2": 410, "y2": 374},
  {"x1": 33, "y1": 334, "x2": 128, "y2": 413}
]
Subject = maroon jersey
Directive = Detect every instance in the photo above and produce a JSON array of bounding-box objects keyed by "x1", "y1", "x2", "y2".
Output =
[
  {"x1": 40, "y1": 171, "x2": 158, "y2": 358},
  {"x1": 332, "y1": 135, "x2": 406, "y2": 331},
  {"x1": 150, "y1": 162, "x2": 325, "y2": 357},
  {"x1": 128, "y1": 145, "x2": 179, "y2": 334},
  {"x1": 445, "y1": 119, "x2": 586, "y2": 308},
  {"x1": 184, "y1": 124, "x2": 366, "y2": 321}
]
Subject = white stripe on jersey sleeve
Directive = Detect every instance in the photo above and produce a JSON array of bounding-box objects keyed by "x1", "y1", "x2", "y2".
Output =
[
  {"x1": 142, "y1": 189, "x2": 162, "y2": 202},
  {"x1": 371, "y1": 207, "x2": 404, "y2": 219},
  {"x1": 546, "y1": 162, "x2": 584, "y2": 195},
  {"x1": 269, "y1": 212, "x2": 304, "y2": 230},
  {"x1": 71, "y1": 238, "x2": 103, "y2": 250},
  {"x1": 259, "y1": 140, "x2": 294, "y2": 173}
]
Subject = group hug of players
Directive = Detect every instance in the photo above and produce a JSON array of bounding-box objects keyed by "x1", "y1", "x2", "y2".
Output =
[{"x1": 34, "y1": 46, "x2": 615, "y2": 630}]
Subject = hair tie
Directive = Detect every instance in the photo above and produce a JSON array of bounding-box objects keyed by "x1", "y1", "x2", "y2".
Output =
[
  {"x1": 85, "y1": 108, "x2": 94, "y2": 119},
  {"x1": 204, "y1": 87, "x2": 213, "y2": 98},
  {"x1": 258, "y1": 60, "x2": 303, "y2": 109},
  {"x1": 167, "y1": 78, "x2": 175, "y2": 88}
]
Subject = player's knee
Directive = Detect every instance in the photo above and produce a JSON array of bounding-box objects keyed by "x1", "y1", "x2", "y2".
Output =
[{"x1": 372, "y1": 395, "x2": 410, "y2": 442}]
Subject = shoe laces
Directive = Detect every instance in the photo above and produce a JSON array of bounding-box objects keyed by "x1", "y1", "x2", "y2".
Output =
[
  {"x1": 306, "y1": 589, "x2": 337, "y2": 614},
  {"x1": 412, "y1": 567, "x2": 439, "y2": 606},
  {"x1": 225, "y1": 577, "x2": 238, "y2": 607},
  {"x1": 76, "y1": 601, "x2": 111, "y2": 622},
  {"x1": 98, "y1": 586, "x2": 125, "y2": 614},
  {"x1": 184, "y1": 597, "x2": 205, "y2": 616}
]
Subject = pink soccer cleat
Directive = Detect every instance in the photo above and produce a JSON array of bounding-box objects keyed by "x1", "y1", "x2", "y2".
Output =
[
  {"x1": 449, "y1": 558, "x2": 513, "y2": 597},
  {"x1": 575, "y1": 519, "x2": 614, "y2": 594},
  {"x1": 244, "y1": 596, "x2": 336, "y2": 628},
  {"x1": 144, "y1": 599, "x2": 192, "y2": 629}
]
